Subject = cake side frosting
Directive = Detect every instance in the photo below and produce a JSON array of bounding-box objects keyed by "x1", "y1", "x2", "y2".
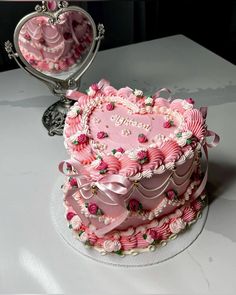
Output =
[
  {"x1": 59, "y1": 80, "x2": 218, "y2": 256},
  {"x1": 18, "y1": 12, "x2": 92, "y2": 73}
]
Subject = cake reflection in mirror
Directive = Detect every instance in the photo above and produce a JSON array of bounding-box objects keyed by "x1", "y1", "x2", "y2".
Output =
[{"x1": 18, "y1": 11, "x2": 93, "y2": 78}]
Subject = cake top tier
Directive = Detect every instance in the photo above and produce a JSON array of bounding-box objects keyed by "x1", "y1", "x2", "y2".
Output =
[{"x1": 64, "y1": 80, "x2": 206, "y2": 180}]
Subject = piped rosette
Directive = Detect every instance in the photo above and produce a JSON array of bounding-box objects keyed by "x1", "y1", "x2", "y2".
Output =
[
  {"x1": 119, "y1": 154, "x2": 142, "y2": 177},
  {"x1": 141, "y1": 148, "x2": 164, "y2": 171},
  {"x1": 183, "y1": 109, "x2": 206, "y2": 141},
  {"x1": 160, "y1": 140, "x2": 182, "y2": 163}
]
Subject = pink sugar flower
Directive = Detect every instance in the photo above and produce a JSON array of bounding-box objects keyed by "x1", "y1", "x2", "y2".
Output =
[
  {"x1": 88, "y1": 203, "x2": 98, "y2": 215},
  {"x1": 39, "y1": 37, "x2": 46, "y2": 45},
  {"x1": 97, "y1": 131, "x2": 108, "y2": 139},
  {"x1": 106, "y1": 102, "x2": 115, "y2": 111},
  {"x1": 185, "y1": 98, "x2": 195, "y2": 104},
  {"x1": 149, "y1": 229, "x2": 158, "y2": 240},
  {"x1": 163, "y1": 120, "x2": 174, "y2": 128},
  {"x1": 24, "y1": 33, "x2": 31, "y2": 41},
  {"x1": 90, "y1": 83, "x2": 99, "y2": 91},
  {"x1": 166, "y1": 189, "x2": 177, "y2": 201},
  {"x1": 77, "y1": 134, "x2": 88, "y2": 144},
  {"x1": 97, "y1": 161, "x2": 108, "y2": 174},
  {"x1": 66, "y1": 212, "x2": 75, "y2": 221},
  {"x1": 128, "y1": 199, "x2": 141, "y2": 212},
  {"x1": 116, "y1": 147, "x2": 125, "y2": 153},
  {"x1": 163, "y1": 121, "x2": 171, "y2": 128},
  {"x1": 29, "y1": 59, "x2": 37, "y2": 66},
  {"x1": 69, "y1": 177, "x2": 77, "y2": 187},
  {"x1": 66, "y1": 163, "x2": 72, "y2": 171},
  {"x1": 137, "y1": 150, "x2": 149, "y2": 165},
  {"x1": 137, "y1": 150, "x2": 148, "y2": 159},
  {"x1": 138, "y1": 133, "x2": 148, "y2": 143}
]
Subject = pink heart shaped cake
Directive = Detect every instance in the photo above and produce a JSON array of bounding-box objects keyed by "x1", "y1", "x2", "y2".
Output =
[
  {"x1": 59, "y1": 80, "x2": 219, "y2": 255},
  {"x1": 18, "y1": 11, "x2": 92, "y2": 73}
]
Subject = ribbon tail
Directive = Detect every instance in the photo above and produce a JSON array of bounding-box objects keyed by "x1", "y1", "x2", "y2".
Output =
[
  {"x1": 200, "y1": 107, "x2": 208, "y2": 119},
  {"x1": 97, "y1": 79, "x2": 110, "y2": 90},
  {"x1": 59, "y1": 159, "x2": 90, "y2": 178},
  {"x1": 153, "y1": 88, "x2": 171, "y2": 99},
  {"x1": 66, "y1": 90, "x2": 89, "y2": 101},
  {"x1": 94, "y1": 210, "x2": 129, "y2": 237},
  {"x1": 206, "y1": 130, "x2": 220, "y2": 148},
  {"x1": 192, "y1": 130, "x2": 220, "y2": 200}
]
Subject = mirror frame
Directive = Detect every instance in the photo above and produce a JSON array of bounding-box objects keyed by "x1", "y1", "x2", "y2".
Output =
[{"x1": 5, "y1": 1, "x2": 104, "y2": 96}]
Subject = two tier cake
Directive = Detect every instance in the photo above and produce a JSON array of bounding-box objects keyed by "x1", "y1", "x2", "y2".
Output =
[{"x1": 59, "y1": 80, "x2": 218, "y2": 255}]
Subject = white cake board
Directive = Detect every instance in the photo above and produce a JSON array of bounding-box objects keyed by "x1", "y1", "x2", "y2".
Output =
[{"x1": 50, "y1": 176, "x2": 208, "y2": 268}]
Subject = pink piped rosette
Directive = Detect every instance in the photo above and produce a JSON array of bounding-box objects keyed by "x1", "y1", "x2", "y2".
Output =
[{"x1": 59, "y1": 80, "x2": 220, "y2": 255}]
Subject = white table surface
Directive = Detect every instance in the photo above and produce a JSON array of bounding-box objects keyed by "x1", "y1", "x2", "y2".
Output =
[{"x1": 0, "y1": 34, "x2": 236, "y2": 294}]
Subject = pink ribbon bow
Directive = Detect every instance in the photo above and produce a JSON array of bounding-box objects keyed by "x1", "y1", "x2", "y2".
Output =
[
  {"x1": 191, "y1": 107, "x2": 220, "y2": 200},
  {"x1": 76, "y1": 174, "x2": 132, "y2": 206},
  {"x1": 59, "y1": 160, "x2": 132, "y2": 236}
]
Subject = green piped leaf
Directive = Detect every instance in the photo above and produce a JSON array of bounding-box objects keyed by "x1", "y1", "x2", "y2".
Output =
[
  {"x1": 97, "y1": 208, "x2": 104, "y2": 216},
  {"x1": 176, "y1": 132, "x2": 182, "y2": 138},
  {"x1": 78, "y1": 230, "x2": 84, "y2": 237},
  {"x1": 114, "y1": 250, "x2": 123, "y2": 255},
  {"x1": 111, "y1": 149, "x2": 117, "y2": 154},
  {"x1": 186, "y1": 138, "x2": 192, "y2": 145},
  {"x1": 139, "y1": 203, "x2": 143, "y2": 211}
]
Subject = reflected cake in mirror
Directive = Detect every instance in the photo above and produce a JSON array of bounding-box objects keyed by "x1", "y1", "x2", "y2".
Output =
[
  {"x1": 18, "y1": 11, "x2": 92, "y2": 74},
  {"x1": 59, "y1": 80, "x2": 219, "y2": 256}
]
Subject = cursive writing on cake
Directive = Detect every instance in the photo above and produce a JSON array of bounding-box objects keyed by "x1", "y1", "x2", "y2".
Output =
[{"x1": 110, "y1": 115, "x2": 151, "y2": 131}]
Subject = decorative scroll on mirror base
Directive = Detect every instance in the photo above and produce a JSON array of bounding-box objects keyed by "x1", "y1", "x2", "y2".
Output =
[{"x1": 42, "y1": 98, "x2": 74, "y2": 136}]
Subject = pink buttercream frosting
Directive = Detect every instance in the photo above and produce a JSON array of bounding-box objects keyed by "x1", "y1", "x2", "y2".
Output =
[
  {"x1": 142, "y1": 148, "x2": 164, "y2": 170},
  {"x1": 184, "y1": 109, "x2": 205, "y2": 140},
  {"x1": 59, "y1": 80, "x2": 219, "y2": 255},
  {"x1": 119, "y1": 155, "x2": 142, "y2": 177},
  {"x1": 160, "y1": 140, "x2": 182, "y2": 163}
]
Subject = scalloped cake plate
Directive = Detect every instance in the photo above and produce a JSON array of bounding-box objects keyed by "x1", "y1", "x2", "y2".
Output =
[{"x1": 50, "y1": 175, "x2": 208, "y2": 268}]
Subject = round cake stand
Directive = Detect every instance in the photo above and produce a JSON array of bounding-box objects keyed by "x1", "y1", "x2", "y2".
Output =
[{"x1": 50, "y1": 176, "x2": 209, "y2": 268}]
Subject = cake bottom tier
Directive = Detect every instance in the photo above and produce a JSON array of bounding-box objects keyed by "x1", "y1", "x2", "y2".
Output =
[{"x1": 64, "y1": 193, "x2": 206, "y2": 256}]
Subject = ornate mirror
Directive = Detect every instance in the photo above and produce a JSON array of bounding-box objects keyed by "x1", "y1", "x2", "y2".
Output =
[{"x1": 5, "y1": 1, "x2": 104, "y2": 135}]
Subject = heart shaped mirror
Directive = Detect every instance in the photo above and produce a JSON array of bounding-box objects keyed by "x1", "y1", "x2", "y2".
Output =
[{"x1": 5, "y1": 1, "x2": 105, "y2": 135}]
